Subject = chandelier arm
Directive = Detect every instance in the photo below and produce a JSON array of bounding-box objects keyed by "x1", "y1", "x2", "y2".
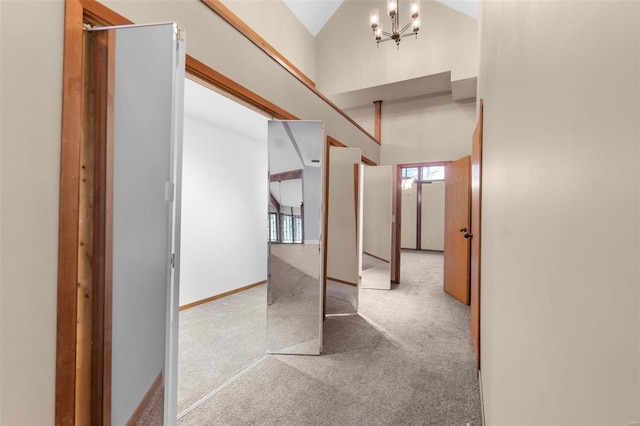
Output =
[
  {"x1": 380, "y1": 30, "x2": 394, "y2": 37},
  {"x1": 398, "y1": 21, "x2": 414, "y2": 34},
  {"x1": 376, "y1": 37, "x2": 395, "y2": 44},
  {"x1": 400, "y1": 32, "x2": 418, "y2": 39}
]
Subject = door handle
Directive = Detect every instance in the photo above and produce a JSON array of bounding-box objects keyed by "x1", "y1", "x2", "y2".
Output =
[
  {"x1": 459, "y1": 227, "x2": 467, "y2": 233},
  {"x1": 463, "y1": 232, "x2": 473, "y2": 239}
]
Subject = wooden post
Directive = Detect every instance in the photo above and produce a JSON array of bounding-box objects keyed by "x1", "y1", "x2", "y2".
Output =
[{"x1": 374, "y1": 100, "x2": 382, "y2": 143}]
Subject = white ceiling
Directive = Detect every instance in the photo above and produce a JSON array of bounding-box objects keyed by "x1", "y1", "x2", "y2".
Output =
[
  {"x1": 283, "y1": 0, "x2": 344, "y2": 36},
  {"x1": 268, "y1": 120, "x2": 323, "y2": 173},
  {"x1": 183, "y1": 78, "x2": 268, "y2": 143},
  {"x1": 283, "y1": 0, "x2": 477, "y2": 37}
]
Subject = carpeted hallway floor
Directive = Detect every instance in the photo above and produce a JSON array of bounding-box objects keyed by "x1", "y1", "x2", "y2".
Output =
[{"x1": 177, "y1": 250, "x2": 482, "y2": 425}]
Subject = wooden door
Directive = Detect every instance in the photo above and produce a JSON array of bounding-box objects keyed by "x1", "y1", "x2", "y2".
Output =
[
  {"x1": 443, "y1": 156, "x2": 471, "y2": 304},
  {"x1": 470, "y1": 100, "x2": 484, "y2": 369}
]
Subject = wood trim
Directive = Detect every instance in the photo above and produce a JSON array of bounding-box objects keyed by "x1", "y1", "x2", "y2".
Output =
[
  {"x1": 374, "y1": 100, "x2": 382, "y2": 143},
  {"x1": 392, "y1": 165, "x2": 401, "y2": 284},
  {"x1": 322, "y1": 137, "x2": 331, "y2": 319},
  {"x1": 416, "y1": 181, "x2": 422, "y2": 250},
  {"x1": 200, "y1": 0, "x2": 315, "y2": 88},
  {"x1": 363, "y1": 251, "x2": 391, "y2": 264},
  {"x1": 200, "y1": 0, "x2": 380, "y2": 146},
  {"x1": 125, "y1": 372, "x2": 163, "y2": 426},
  {"x1": 361, "y1": 156, "x2": 377, "y2": 166},
  {"x1": 270, "y1": 169, "x2": 302, "y2": 182},
  {"x1": 57, "y1": 2, "x2": 85, "y2": 424},
  {"x1": 326, "y1": 277, "x2": 358, "y2": 287},
  {"x1": 354, "y1": 163, "x2": 360, "y2": 253},
  {"x1": 179, "y1": 280, "x2": 267, "y2": 311},
  {"x1": 397, "y1": 160, "x2": 451, "y2": 169},
  {"x1": 470, "y1": 99, "x2": 483, "y2": 370},
  {"x1": 75, "y1": 27, "x2": 94, "y2": 426},
  {"x1": 399, "y1": 248, "x2": 444, "y2": 253},
  {"x1": 327, "y1": 136, "x2": 345, "y2": 148},
  {"x1": 186, "y1": 56, "x2": 297, "y2": 121}
]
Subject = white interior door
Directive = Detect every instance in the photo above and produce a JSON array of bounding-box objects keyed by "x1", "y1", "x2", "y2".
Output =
[
  {"x1": 361, "y1": 165, "x2": 393, "y2": 290},
  {"x1": 96, "y1": 23, "x2": 185, "y2": 426}
]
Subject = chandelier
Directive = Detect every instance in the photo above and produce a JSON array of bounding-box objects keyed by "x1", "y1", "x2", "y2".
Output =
[{"x1": 370, "y1": 0, "x2": 420, "y2": 48}]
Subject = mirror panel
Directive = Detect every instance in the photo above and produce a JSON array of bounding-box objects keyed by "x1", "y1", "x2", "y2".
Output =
[
  {"x1": 103, "y1": 23, "x2": 185, "y2": 425},
  {"x1": 326, "y1": 146, "x2": 361, "y2": 315},
  {"x1": 361, "y1": 166, "x2": 393, "y2": 290},
  {"x1": 267, "y1": 121, "x2": 324, "y2": 355}
]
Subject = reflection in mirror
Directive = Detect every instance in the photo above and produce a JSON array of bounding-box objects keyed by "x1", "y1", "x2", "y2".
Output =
[
  {"x1": 177, "y1": 78, "x2": 268, "y2": 419},
  {"x1": 267, "y1": 121, "x2": 324, "y2": 355},
  {"x1": 98, "y1": 23, "x2": 185, "y2": 426},
  {"x1": 326, "y1": 146, "x2": 361, "y2": 315},
  {"x1": 360, "y1": 166, "x2": 393, "y2": 290}
]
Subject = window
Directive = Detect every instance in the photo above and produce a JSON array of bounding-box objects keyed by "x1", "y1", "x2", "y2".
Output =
[
  {"x1": 268, "y1": 213, "x2": 278, "y2": 242},
  {"x1": 281, "y1": 215, "x2": 293, "y2": 243},
  {"x1": 293, "y1": 216, "x2": 302, "y2": 243},
  {"x1": 401, "y1": 167, "x2": 419, "y2": 180},
  {"x1": 270, "y1": 212, "x2": 302, "y2": 244},
  {"x1": 421, "y1": 165, "x2": 445, "y2": 181}
]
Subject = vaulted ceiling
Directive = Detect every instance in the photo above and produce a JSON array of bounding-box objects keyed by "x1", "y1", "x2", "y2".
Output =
[{"x1": 283, "y1": 0, "x2": 478, "y2": 37}]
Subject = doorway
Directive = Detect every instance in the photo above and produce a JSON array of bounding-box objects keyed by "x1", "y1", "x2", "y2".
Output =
[
  {"x1": 177, "y1": 77, "x2": 270, "y2": 418},
  {"x1": 395, "y1": 159, "x2": 472, "y2": 304}
]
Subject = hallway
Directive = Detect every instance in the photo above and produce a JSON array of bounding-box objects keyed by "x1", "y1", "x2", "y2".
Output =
[{"x1": 179, "y1": 250, "x2": 481, "y2": 425}]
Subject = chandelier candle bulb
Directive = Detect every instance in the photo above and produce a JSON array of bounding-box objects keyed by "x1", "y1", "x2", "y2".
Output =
[
  {"x1": 410, "y1": 0, "x2": 420, "y2": 19},
  {"x1": 370, "y1": 9, "x2": 379, "y2": 29},
  {"x1": 387, "y1": 0, "x2": 397, "y2": 17},
  {"x1": 375, "y1": 25, "x2": 383, "y2": 41}
]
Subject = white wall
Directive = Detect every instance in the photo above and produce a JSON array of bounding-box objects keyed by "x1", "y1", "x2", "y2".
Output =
[
  {"x1": 315, "y1": 0, "x2": 478, "y2": 96},
  {"x1": 220, "y1": 0, "x2": 316, "y2": 82},
  {"x1": 380, "y1": 94, "x2": 476, "y2": 166},
  {"x1": 0, "y1": 1, "x2": 63, "y2": 425},
  {"x1": 180, "y1": 115, "x2": 267, "y2": 306},
  {"x1": 342, "y1": 103, "x2": 375, "y2": 138},
  {"x1": 421, "y1": 181, "x2": 444, "y2": 251},
  {"x1": 478, "y1": 1, "x2": 640, "y2": 424}
]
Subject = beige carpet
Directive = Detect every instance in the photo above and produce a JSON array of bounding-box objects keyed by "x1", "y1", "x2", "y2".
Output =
[
  {"x1": 177, "y1": 284, "x2": 267, "y2": 415},
  {"x1": 178, "y1": 250, "x2": 482, "y2": 425}
]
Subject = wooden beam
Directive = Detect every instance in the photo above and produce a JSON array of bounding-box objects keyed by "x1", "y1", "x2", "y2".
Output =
[
  {"x1": 270, "y1": 169, "x2": 302, "y2": 182},
  {"x1": 374, "y1": 100, "x2": 382, "y2": 143}
]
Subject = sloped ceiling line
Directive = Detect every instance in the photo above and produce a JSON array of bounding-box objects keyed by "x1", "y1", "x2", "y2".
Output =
[{"x1": 283, "y1": 0, "x2": 477, "y2": 37}]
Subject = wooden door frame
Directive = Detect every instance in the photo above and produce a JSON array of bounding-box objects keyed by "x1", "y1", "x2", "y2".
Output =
[
  {"x1": 393, "y1": 161, "x2": 450, "y2": 283},
  {"x1": 470, "y1": 99, "x2": 484, "y2": 370}
]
